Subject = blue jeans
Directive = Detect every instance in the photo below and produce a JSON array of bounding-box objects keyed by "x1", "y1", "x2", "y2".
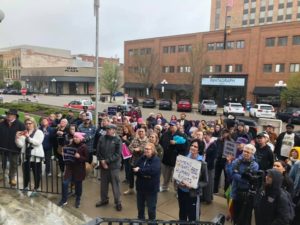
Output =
[
  {"x1": 136, "y1": 191, "x2": 158, "y2": 220},
  {"x1": 61, "y1": 177, "x2": 82, "y2": 203}
]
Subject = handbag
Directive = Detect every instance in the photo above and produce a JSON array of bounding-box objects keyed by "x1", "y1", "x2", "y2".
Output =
[{"x1": 121, "y1": 143, "x2": 132, "y2": 159}]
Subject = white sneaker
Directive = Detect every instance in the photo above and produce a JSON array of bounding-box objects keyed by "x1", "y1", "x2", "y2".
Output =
[
  {"x1": 159, "y1": 187, "x2": 169, "y2": 192},
  {"x1": 47, "y1": 173, "x2": 52, "y2": 177}
]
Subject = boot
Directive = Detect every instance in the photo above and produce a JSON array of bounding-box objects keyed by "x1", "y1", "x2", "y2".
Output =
[{"x1": 123, "y1": 188, "x2": 134, "y2": 195}]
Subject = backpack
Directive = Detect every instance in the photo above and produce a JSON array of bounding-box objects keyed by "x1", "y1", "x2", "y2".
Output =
[{"x1": 280, "y1": 189, "x2": 296, "y2": 222}]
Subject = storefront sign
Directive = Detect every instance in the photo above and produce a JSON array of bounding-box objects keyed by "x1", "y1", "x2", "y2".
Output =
[
  {"x1": 202, "y1": 78, "x2": 245, "y2": 86},
  {"x1": 65, "y1": 67, "x2": 79, "y2": 72}
]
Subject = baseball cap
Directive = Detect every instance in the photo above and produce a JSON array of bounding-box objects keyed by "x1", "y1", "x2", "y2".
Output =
[
  {"x1": 257, "y1": 132, "x2": 269, "y2": 139},
  {"x1": 236, "y1": 137, "x2": 248, "y2": 144},
  {"x1": 286, "y1": 123, "x2": 294, "y2": 129},
  {"x1": 106, "y1": 124, "x2": 117, "y2": 129},
  {"x1": 169, "y1": 121, "x2": 177, "y2": 126}
]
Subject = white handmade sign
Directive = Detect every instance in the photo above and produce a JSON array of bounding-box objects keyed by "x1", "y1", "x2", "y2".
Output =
[
  {"x1": 173, "y1": 155, "x2": 202, "y2": 189},
  {"x1": 223, "y1": 140, "x2": 237, "y2": 158}
]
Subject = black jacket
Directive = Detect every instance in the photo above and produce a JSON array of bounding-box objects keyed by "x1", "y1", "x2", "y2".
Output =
[
  {"x1": 255, "y1": 144, "x2": 274, "y2": 171},
  {"x1": 255, "y1": 169, "x2": 291, "y2": 225},
  {"x1": 205, "y1": 141, "x2": 218, "y2": 170},
  {"x1": 160, "y1": 130, "x2": 188, "y2": 167},
  {"x1": 0, "y1": 119, "x2": 25, "y2": 152}
]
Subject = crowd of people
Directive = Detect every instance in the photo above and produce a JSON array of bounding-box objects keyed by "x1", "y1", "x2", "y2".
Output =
[{"x1": 0, "y1": 106, "x2": 300, "y2": 224}]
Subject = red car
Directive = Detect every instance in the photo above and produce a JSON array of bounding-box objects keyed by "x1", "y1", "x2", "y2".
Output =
[
  {"x1": 64, "y1": 99, "x2": 95, "y2": 110},
  {"x1": 177, "y1": 99, "x2": 192, "y2": 112}
]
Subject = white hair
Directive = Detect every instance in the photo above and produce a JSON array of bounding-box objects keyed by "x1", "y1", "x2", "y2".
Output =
[{"x1": 244, "y1": 144, "x2": 256, "y2": 154}]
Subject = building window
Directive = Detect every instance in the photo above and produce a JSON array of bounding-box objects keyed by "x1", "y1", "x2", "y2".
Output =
[
  {"x1": 235, "y1": 64, "x2": 243, "y2": 72},
  {"x1": 162, "y1": 66, "x2": 169, "y2": 73},
  {"x1": 287, "y1": 2, "x2": 293, "y2": 7},
  {"x1": 278, "y1": 3, "x2": 284, "y2": 9},
  {"x1": 260, "y1": 6, "x2": 266, "y2": 11},
  {"x1": 268, "y1": 5, "x2": 274, "y2": 10},
  {"x1": 266, "y1": 37, "x2": 276, "y2": 47},
  {"x1": 244, "y1": 0, "x2": 249, "y2": 3},
  {"x1": 293, "y1": 35, "x2": 300, "y2": 45},
  {"x1": 178, "y1": 66, "x2": 191, "y2": 73},
  {"x1": 128, "y1": 49, "x2": 134, "y2": 56},
  {"x1": 298, "y1": 13, "x2": 300, "y2": 19},
  {"x1": 278, "y1": 36, "x2": 288, "y2": 46},
  {"x1": 225, "y1": 65, "x2": 233, "y2": 72},
  {"x1": 250, "y1": 8, "x2": 256, "y2": 13},
  {"x1": 259, "y1": 18, "x2": 265, "y2": 23},
  {"x1": 236, "y1": 40, "x2": 245, "y2": 48},
  {"x1": 242, "y1": 20, "x2": 248, "y2": 25},
  {"x1": 207, "y1": 43, "x2": 215, "y2": 51},
  {"x1": 170, "y1": 46, "x2": 176, "y2": 53},
  {"x1": 226, "y1": 41, "x2": 235, "y2": 49},
  {"x1": 243, "y1": 9, "x2": 248, "y2": 14},
  {"x1": 216, "y1": 42, "x2": 224, "y2": 50},
  {"x1": 249, "y1": 19, "x2": 255, "y2": 25},
  {"x1": 169, "y1": 66, "x2": 175, "y2": 73},
  {"x1": 286, "y1": 14, "x2": 292, "y2": 20},
  {"x1": 178, "y1": 45, "x2": 185, "y2": 52},
  {"x1": 275, "y1": 64, "x2": 285, "y2": 72},
  {"x1": 277, "y1": 15, "x2": 284, "y2": 21},
  {"x1": 263, "y1": 64, "x2": 273, "y2": 72},
  {"x1": 163, "y1": 47, "x2": 169, "y2": 53},
  {"x1": 185, "y1": 45, "x2": 192, "y2": 52},
  {"x1": 207, "y1": 66, "x2": 214, "y2": 73},
  {"x1": 267, "y1": 16, "x2": 273, "y2": 22},
  {"x1": 215, "y1": 65, "x2": 222, "y2": 73},
  {"x1": 290, "y1": 64, "x2": 300, "y2": 72}
]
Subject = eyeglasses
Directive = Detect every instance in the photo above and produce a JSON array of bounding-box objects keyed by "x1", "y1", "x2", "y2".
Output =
[{"x1": 25, "y1": 123, "x2": 32, "y2": 125}]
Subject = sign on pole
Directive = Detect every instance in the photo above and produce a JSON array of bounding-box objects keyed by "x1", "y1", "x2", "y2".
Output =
[
  {"x1": 223, "y1": 140, "x2": 237, "y2": 158},
  {"x1": 173, "y1": 155, "x2": 202, "y2": 189}
]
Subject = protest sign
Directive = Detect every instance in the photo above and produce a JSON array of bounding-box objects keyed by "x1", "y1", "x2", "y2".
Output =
[
  {"x1": 223, "y1": 140, "x2": 237, "y2": 158},
  {"x1": 63, "y1": 147, "x2": 77, "y2": 162},
  {"x1": 173, "y1": 155, "x2": 202, "y2": 189}
]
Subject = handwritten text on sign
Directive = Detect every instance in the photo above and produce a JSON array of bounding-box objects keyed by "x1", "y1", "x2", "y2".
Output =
[
  {"x1": 173, "y1": 155, "x2": 202, "y2": 189},
  {"x1": 223, "y1": 140, "x2": 237, "y2": 158}
]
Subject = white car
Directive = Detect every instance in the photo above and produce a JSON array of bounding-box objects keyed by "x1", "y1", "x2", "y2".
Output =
[
  {"x1": 250, "y1": 104, "x2": 276, "y2": 118},
  {"x1": 223, "y1": 102, "x2": 245, "y2": 116}
]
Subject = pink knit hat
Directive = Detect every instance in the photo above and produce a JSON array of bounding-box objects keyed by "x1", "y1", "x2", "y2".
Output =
[
  {"x1": 137, "y1": 118, "x2": 144, "y2": 124},
  {"x1": 73, "y1": 132, "x2": 86, "y2": 141}
]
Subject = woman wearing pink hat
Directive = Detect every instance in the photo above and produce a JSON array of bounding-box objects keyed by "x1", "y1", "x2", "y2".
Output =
[{"x1": 58, "y1": 132, "x2": 88, "y2": 208}]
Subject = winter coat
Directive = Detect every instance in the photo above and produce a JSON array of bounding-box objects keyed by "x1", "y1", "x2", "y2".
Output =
[
  {"x1": 254, "y1": 169, "x2": 291, "y2": 225},
  {"x1": 290, "y1": 160, "x2": 300, "y2": 193},
  {"x1": 160, "y1": 130, "x2": 188, "y2": 167},
  {"x1": 78, "y1": 123, "x2": 96, "y2": 153},
  {"x1": 39, "y1": 125, "x2": 55, "y2": 151},
  {"x1": 0, "y1": 119, "x2": 25, "y2": 152},
  {"x1": 64, "y1": 142, "x2": 88, "y2": 181},
  {"x1": 16, "y1": 129, "x2": 45, "y2": 162},
  {"x1": 135, "y1": 155, "x2": 161, "y2": 194},
  {"x1": 97, "y1": 134, "x2": 121, "y2": 170},
  {"x1": 93, "y1": 126, "x2": 106, "y2": 149},
  {"x1": 255, "y1": 144, "x2": 274, "y2": 171},
  {"x1": 226, "y1": 155, "x2": 259, "y2": 200},
  {"x1": 205, "y1": 140, "x2": 218, "y2": 170}
]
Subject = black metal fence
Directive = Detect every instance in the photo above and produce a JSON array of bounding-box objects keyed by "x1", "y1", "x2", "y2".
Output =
[
  {"x1": 0, "y1": 147, "x2": 62, "y2": 194},
  {"x1": 84, "y1": 214, "x2": 225, "y2": 225}
]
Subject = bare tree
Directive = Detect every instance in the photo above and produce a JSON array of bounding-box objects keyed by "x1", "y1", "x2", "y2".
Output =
[
  {"x1": 130, "y1": 50, "x2": 159, "y2": 96},
  {"x1": 101, "y1": 61, "x2": 121, "y2": 103},
  {"x1": 180, "y1": 41, "x2": 208, "y2": 102}
]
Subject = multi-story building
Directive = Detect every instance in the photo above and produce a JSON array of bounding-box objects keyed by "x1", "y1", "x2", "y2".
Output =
[
  {"x1": 124, "y1": 22, "x2": 300, "y2": 105},
  {"x1": 210, "y1": 0, "x2": 300, "y2": 31}
]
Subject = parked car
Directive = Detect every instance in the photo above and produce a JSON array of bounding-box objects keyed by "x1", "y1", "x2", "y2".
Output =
[
  {"x1": 290, "y1": 110, "x2": 300, "y2": 124},
  {"x1": 113, "y1": 91, "x2": 124, "y2": 97},
  {"x1": 64, "y1": 99, "x2": 95, "y2": 110},
  {"x1": 3, "y1": 89, "x2": 20, "y2": 95},
  {"x1": 158, "y1": 99, "x2": 172, "y2": 110},
  {"x1": 198, "y1": 100, "x2": 217, "y2": 115},
  {"x1": 126, "y1": 97, "x2": 139, "y2": 107},
  {"x1": 177, "y1": 99, "x2": 192, "y2": 112},
  {"x1": 223, "y1": 102, "x2": 245, "y2": 116},
  {"x1": 249, "y1": 104, "x2": 276, "y2": 118},
  {"x1": 276, "y1": 107, "x2": 300, "y2": 123},
  {"x1": 235, "y1": 117, "x2": 258, "y2": 138},
  {"x1": 142, "y1": 98, "x2": 156, "y2": 108}
]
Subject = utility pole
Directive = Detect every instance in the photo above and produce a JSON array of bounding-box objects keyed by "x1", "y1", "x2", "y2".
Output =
[{"x1": 94, "y1": 0, "x2": 100, "y2": 126}]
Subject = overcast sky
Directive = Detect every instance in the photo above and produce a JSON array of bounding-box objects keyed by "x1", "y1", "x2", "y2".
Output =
[{"x1": 0, "y1": 0, "x2": 211, "y2": 62}]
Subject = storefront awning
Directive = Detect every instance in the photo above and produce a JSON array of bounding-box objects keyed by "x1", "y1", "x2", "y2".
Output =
[
  {"x1": 155, "y1": 84, "x2": 193, "y2": 91},
  {"x1": 123, "y1": 82, "x2": 153, "y2": 89},
  {"x1": 253, "y1": 87, "x2": 281, "y2": 96},
  {"x1": 22, "y1": 76, "x2": 95, "y2": 82}
]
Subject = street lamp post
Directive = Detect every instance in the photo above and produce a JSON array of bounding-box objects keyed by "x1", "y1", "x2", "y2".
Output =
[
  {"x1": 94, "y1": 0, "x2": 100, "y2": 126},
  {"x1": 161, "y1": 79, "x2": 168, "y2": 99},
  {"x1": 51, "y1": 78, "x2": 57, "y2": 95},
  {"x1": 275, "y1": 80, "x2": 287, "y2": 108}
]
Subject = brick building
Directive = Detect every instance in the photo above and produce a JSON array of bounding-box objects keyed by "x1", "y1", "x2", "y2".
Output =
[
  {"x1": 124, "y1": 22, "x2": 300, "y2": 105},
  {"x1": 210, "y1": 0, "x2": 300, "y2": 31}
]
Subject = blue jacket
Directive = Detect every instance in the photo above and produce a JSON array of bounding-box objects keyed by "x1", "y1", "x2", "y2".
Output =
[
  {"x1": 78, "y1": 124, "x2": 96, "y2": 152},
  {"x1": 226, "y1": 155, "x2": 259, "y2": 200},
  {"x1": 39, "y1": 126, "x2": 55, "y2": 151},
  {"x1": 135, "y1": 155, "x2": 161, "y2": 194},
  {"x1": 289, "y1": 160, "x2": 300, "y2": 192}
]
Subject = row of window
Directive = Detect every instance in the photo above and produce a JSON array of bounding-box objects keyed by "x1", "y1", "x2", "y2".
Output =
[
  {"x1": 266, "y1": 35, "x2": 300, "y2": 47},
  {"x1": 263, "y1": 63, "x2": 300, "y2": 73},
  {"x1": 163, "y1": 45, "x2": 192, "y2": 54},
  {"x1": 207, "y1": 64, "x2": 243, "y2": 73},
  {"x1": 2, "y1": 57, "x2": 21, "y2": 67},
  {"x1": 128, "y1": 48, "x2": 152, "y2": 56},
  {"x1": 207, "y1": 40, "x2": 245, "y2": 51}
]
